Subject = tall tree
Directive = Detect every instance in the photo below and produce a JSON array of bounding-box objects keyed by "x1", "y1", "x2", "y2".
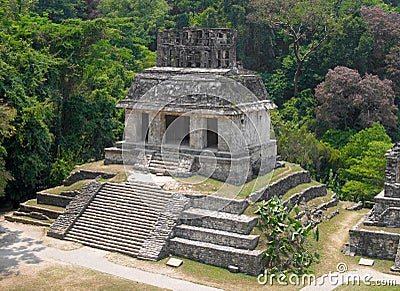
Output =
[
  {"x1": 315, "y1": 66, "x2": 397, "y2": 131},
  {"x1": 248, "y1": 0, "x2": 335, "y2": 96},
  {"x1": 361, "y1": 6, "x2": 400, "y2": 76},
  {"x1": 339, "y1": 123, "x2": 393, "y2": 202},
  {"x1": 0, "y1": 102, "x2": 15, "y2": 198}
]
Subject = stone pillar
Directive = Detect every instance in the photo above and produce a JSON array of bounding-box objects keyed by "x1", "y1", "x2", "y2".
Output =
[
  {"x1": 125, "y1": 109, "x2": 142, "y2": 143},
  {"x1": 148, "y1": 112, "x2": 165, "y2": 145},
  {"x1": 391, "y1": 239, "x2": 400, "y2": 272},
  {"x1": 190, "y1": 116, "x2": 207, "y2": 149},
  {"x1": 217, "y1": 117, "x2": 245, "y2": 154}
]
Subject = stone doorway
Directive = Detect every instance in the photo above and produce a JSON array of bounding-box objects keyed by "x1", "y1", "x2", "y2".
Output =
[
  {"x1": 207, "y1": 118, "x2": 218, "y2": 148},
  {"x1": 141, "y1": 112, "x2": 149, "y2": 142},
  {"x1": 165, "y1": 114, "x2": 190, "y2": 146}
]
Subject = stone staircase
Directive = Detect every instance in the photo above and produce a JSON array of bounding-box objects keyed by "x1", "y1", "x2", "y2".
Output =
[
  {"x1": 169, "y1": 196, "x2": 264, "y2": 275},
  {"x1": 148, "y1": 152, "x2": 193, "y2": 177},
  {"x1": 64, "y1": 182, "x2": 173, "y2": 257}
]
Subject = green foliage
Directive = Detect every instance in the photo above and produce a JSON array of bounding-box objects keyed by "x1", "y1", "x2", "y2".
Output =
[
  {"x1": 280, "y1": 89, "x2": 317, "y2": 126},
  {"x1": 321, "y1": 129, "x2": 356, "y2": 149},
  {"x1": 0, "y1": 103, "x2": 16, "y2": 197},
  {"x1": 0, "y1": 6, "x2": 157, "y2": 203},
  {"x1": 0, "y1": 0, "x2": 399, "y2": 208},
  {"x1": 272, "y1": 111, "x2": 341, "y2": 180},
  {"x1": 190, "y1": 6, "x2": 222, "y2": 27},
  {"x1": 50, "y1": 147, "x2": 76, "y2": 187},
  {"x1": 248, "y1": 0, "x2": 337, "y2": 95},
  {"x1": 339, "y1": 123, "x2": 393, "y2": 201},
  {"x1": 34, "y1": 0, "x2": 88, "y2": 22},
  {"x1": 255, "y1": 196, "x2": 318, "y2": 272},
  {"x1": 6, "y1": 104, "x2": 53, "y2": 202}
]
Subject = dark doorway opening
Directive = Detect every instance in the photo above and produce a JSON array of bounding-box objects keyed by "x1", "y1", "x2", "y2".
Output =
[
  {"x1": 207, "y1": 118, "x2": 218, "y2": 148},
  {"x1": 141, "y1": 112, "x2": 149, "y2": 142},
  {"x1": 165, "y1": 115, "x2": 190, "y2": 145}
]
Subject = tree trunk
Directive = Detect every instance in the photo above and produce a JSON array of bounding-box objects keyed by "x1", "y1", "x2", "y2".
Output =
[{"x1": 293, "y1": 61, "x2": 303, "y2": 96}]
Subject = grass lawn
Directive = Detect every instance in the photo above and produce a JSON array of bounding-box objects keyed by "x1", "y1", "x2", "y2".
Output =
[
  {"x1": 169, "y1": 162, "x2": 304, "y2": 199},
  {"x1": 44, "y1": 179, "x2": 93, "y2": 195},
  {"x1": 280, "y1": 180, "x2": 321, "y2": 201},
  {"x1": 334, "y1": 282, "x2": 399, "y2": 290},
  {"x1": 360, "y1": 224, "x2": 400, "y2": 234},
  {"x1": 103, "y1": 203, "x2": 395, "y2": 291},
  {"x1": 0, "y1": 265, "x2": 166, "y2": 291},
  {"x1": 307, "y1": 204, "x2": 396, "y2": 277},
  {"x1": 24, "y1": 199, "x2": 65, "y2": 212},
  {"x1": 72, "y1": 160, "x2": 130, "y2": 174}
]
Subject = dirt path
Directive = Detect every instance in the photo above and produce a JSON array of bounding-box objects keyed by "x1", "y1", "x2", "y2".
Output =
[{"x1": 0, "y1": 219, "x2": 222, "y2": 291}]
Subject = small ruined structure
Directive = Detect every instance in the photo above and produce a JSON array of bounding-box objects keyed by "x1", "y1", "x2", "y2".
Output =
[
  {"x1": 105, "y1": 27, "x2": 277, "y2": 185},
  {"x1": 345, "y1": 143, "x2": 400, "y2": 271}
]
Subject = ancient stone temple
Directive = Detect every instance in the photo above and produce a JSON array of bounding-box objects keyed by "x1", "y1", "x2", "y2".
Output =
[
  {"x1": 105, "y1": 27, "x2": 276, "y2": 185},
  {"x1": 345, "y1": 143, "x2": 400, "y2": 271}
]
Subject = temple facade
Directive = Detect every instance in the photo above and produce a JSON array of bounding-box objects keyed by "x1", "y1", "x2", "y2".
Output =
[{"x1": 105, "y1": 28, "x2": 277, "y2": 185}]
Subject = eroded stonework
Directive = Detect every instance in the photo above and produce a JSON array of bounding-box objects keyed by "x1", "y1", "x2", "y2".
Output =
[
  {"x1": 345, "y1": 143, "x2": 400, "y2": 271},
  {"x1": 105, "y1": 28, "x2": 277, "y2": 185}
]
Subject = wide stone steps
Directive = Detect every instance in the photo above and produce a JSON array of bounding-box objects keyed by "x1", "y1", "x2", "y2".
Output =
[
  {"x1": 73, "y1": 220, "x2": 150, "y2": 238},
  {"x1": 174, "y1": 224, "x2": 260, "y2": 250},
  {"x1": 147, "y1": 153, "x2": 181, "y2": 175},
  {"x1": 111, "y1": 182, "x2": 170, "y2": 195},
  {"x1": 169, "y1": 237, "x2": 263, "y2": 275},
  {"x1": 125, "y1": 181, "x2": 166, "y2": 191},
  {"x1": 88, "y1": 200, "x2": 161, "y2": 218},
  {"x1": 92, "y1": 192, "x2": 167, "y2": 210},
  {"x1": 180, "y1": 207, "x2": 258, "y2": 235},
  {"x1": 103, "y1": 185, "x2": 172, "y2": 201},
  {"x1": 75, "y1": 215, "x2": 154, "y2": 233},
  {"x1": 64, "y1": 182, "x2": 171, "y2": 258},
  {"x1": 169, "y1": 195, "x2": 261, "y2": 274},
  {"x1": 80, "y1": 207, "x2": 158, "y2": 225},
  {"x1": 96, "y1": 190, "x2": 169, "y2": 208},
  {"x1": 68, "y1": 225, "x2": 146, "y2": 245},
  {"x1": 65, "y1": 233, "x2": 140, "y2": 257}
]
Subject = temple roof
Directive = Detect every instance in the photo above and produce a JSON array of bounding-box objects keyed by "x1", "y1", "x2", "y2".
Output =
[{"x1": 117, "y1": 67, "x2": 276, "y2": 115}]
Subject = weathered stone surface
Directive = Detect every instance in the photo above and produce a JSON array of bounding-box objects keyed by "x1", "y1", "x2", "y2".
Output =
[
  {"x1": 180, "y1": 208, "x2": 258, "y2": 235},
  {"x1": 173, "y1": 224, "x2": 259, "y2": 250},
  {"x1": 63, "y1": 170, "x2": 116, "y2": 186},
  {"x1": 249, "y1": 171, "x2": 311, "y2": 203},
  {"x1": 346, "y1": 201, "x2": 363, "y2": 211},
  {"x1": 391, "y1": 240, "x2": 400, "y2": 272},
  {"x1": 48, "y1": 181, "x2": 102, "y2": 239},
  {"x1": 359, "y1": 258, "x2": 374, "y2": 266},
  {"x1": 283, "y1": 184, "x2": 327, "y2": 207},
  {"x1": 36, "y1": 192, "x2": 73, "y2": 207},
  {"x1": 157, "y1": 28, "x2": 237, "y2": 69},
  {"x1": 19, "y1": 203, "x2": 63, "y2": 219},
  {"x1": 166, "y1": 258, "x2": 183, "y2": 267},
  {"x1": 345, "y1": 213, "x2": 400, "y2": 260},
  {"x1": 137, "y1": 193, "x2": 190, "y2": 261},
  {"x1": 5, "y1": 215, "x2": 51, "y2": 227},
  {"x1": 59, "y1": 190, "x2": 80, "y2": 198},
  {"x1": 185, "y1": 194, "x2": 249, "y2": 214},
  {"x1": 106, "y1": 27, "x2": 277, "y2": 186},
  {"x1": 169, "y1": 237, "x2": 265, "y2": 276},
  {"x1": 14, "y1": 211, "x2": 50, "y2": 221}
]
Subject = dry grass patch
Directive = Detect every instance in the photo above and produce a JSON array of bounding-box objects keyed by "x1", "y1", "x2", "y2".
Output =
[
  {"x1": 360, "y1": 224, "x2": 400, "y2": 234},
  {"x1": 73, "y1": 160, "x2": 130, "y2": 174},
  {"x1": 44, "y1": 179, "x2": 92, "y2": 195},
  {"x1": 334, "y1": 282, "x2": 399, "y2": 290},
  {"x1": 281, "y1": 180, "x2": 321, "y2": 201},
  {"x1": 306, "y1": 203, "x2": 397, "y2": 276},
  {"x1": 24, "y1": 199, "x2": 65, "y2": 212},
  {"x1": 0, "y1": 265, "x2": 166, "y2": 291},
  {"x1": 106, "y1": 253, "x2": 301, "y2": 291},
  {"x1": 165, "y1": 162, "x2": 304, "y2": 199}
]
